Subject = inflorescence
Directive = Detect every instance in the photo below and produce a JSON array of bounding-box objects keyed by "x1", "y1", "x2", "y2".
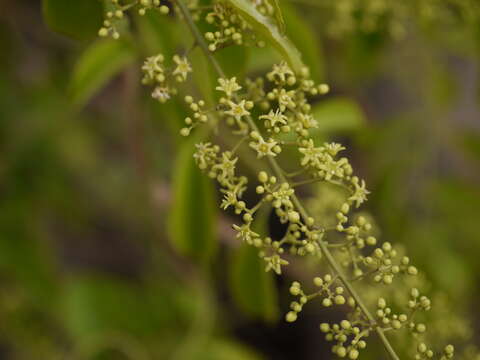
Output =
[{"x1": 98, "y1": 1, "x2": 471, "y2": 359}]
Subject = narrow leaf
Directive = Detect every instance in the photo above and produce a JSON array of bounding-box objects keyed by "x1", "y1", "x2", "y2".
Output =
[
  {"x1": 70, "y1": 39, "x2": 135, "y2": 107},
  {"x1": 229, "y1": 207, "x2": 278, "y2": 321},
  {"x1": 168, "y1": 139, "x2": 217, "y2": 264}
]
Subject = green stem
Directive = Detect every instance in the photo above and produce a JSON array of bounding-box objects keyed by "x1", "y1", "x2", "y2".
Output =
[{"x1": 174, "y1": 1, "x2": 399, "y2": 359}]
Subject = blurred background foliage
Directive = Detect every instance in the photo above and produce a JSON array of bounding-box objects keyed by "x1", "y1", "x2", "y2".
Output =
[{"x1": 0, "y1": 0, "x2": 479, "y2": 359}]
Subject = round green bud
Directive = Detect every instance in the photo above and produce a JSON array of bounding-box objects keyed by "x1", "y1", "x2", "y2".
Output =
[
  {"x1": 253, "y1": 238, "x2": 263, "y2": 248},
  {"x1": 336, "y1": 346, "x2": 347, "y2": 357},
  {"x1": 305, "y1": 243, "x2": 315, "y2": 253},
  {"x1": 418, "y1": 343, "x2": 427, "y2": 353},
  {"x1": 416, "y1": 323, "x2": 426, "y2": 333},
  {"x1": 313, "y1": 277, "x2": 323, "y2": 287},
  {"x1": 407, "y1": 266, "x2": 418, "y2": 275},
  {"x1": 378, "y1": 298, "x2": 386, "y2": 309},
  {"x1": 288, "y1": 211, "x2": 301, "y2": 223},
  {"x1": 340, "y1": 320, "x2": 351, "y2": 329},
  {"x1": 322, "y1": 298, "x2": 332, "y2": 307},
  {"x1": 411, "y1": 288, "x2": 420, "y2": 298},
  {"x1": 291, "y1": 301, "x2": 302, "y2": 312},
  {"x1": 289, "y1": 286, "x2": 300, "y2": 296},
  {"x1": 340, "y1": 203, "x2": 350, "y2": 214},
  {"x1": 349, "y1": 349, "x2": 359, "y2": 359},
  {"x1": 444, "y1": 345, "x2": 454, "y2": 355},
  {"x1": 285, "y1": 311, "x2": 297, "y2": 323},
  {"x1": 374, "y1": 248, "x2": 384, "y2": 258},
  {"x1": 98, "y1": 27, "x2": 109, "y2": 37},
  {"x1": 334, "y1": 295, "x2": 346, "y2": 305},
  {"x1": 243, "y1": 213, "x2": 252, "y2": 222},
  {"x1": 356, "y1": 216, "x2": 366, "y2": 226},
  {"x1": 319, "y1": 83, "x2": 329, "y2": 94},
  {"x1": 205, "y1": 32, "x2": 215, "y2": 41},
  {"x1": 256, "y1": 185, "x2": 265, "y2": 194},
  {"x1": 392, "y1": 320, "x2": 402, "y2": 329},
  {"x1": 383, "y1": 275, "x2": 393, "y2": 285},
  {"x1": 258, "y1": 171, "x2": 268, "y2": 183},
  {"x1": 319, "y1": 323, "x2": 330, "y2": 332},
  {"x1": 159, "y1": 5, "x2": 170, "y2": 14},
  {"x1": 180, "y1": 128, "x2": 190, "y2": 137},
  {"x1": 382, "y1": 242, "x2": 392, "y2": 252}
]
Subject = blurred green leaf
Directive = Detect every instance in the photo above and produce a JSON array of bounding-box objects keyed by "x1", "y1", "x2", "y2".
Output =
[
  {"x1": 70, "y1": 39, "x2": 135, "y2": 107},
  {"x1": 168, "y1": 140, "x2": 217, "y2": 265},
  {"x1": 225, "y1": 0, "x2": 304, "y2": 73},
  {"x1": 42, "y1": 0, "x2": 103, "y2": 41},
  {"x1": 136, "y1": 11, "x2": 180, "y2": 56},
  {"x1": 229, "y1": 207, "x2": 278, "y2": 321},
  {"x1": 216, "y1": 45, "x2": 249, "y2": 79},
  {"x1": 62, "y1": 275, "x2": 153, "y2": 342},
  {"x1": 311, "y1": 97, "x2": 366, "y2": 134},
  {"x1": 202, "y1": 339, "x2": 264, "y2": 360},
  {"x1": 280, "y1": 2, "x2": 324, "y2": 80}
]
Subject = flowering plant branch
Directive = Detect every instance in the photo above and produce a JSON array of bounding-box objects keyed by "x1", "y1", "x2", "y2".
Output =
[{"x1": 96, "y1": 0, "x2": 468, "y2": 359}]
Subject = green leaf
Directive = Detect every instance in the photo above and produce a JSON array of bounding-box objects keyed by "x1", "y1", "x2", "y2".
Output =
[
  {"x1": 215, "y1": 45, "x2": 249, "y2": 79},
  {"x1": 42, "y1": 0, "x2": 103, "y2": 41},
  {"x1": 225, "y1": 0, "x2": 304, "y2": 73},
  {"x1": 202, "y1": 339, "x2": 264, "y2": 360},
  {"x1": 61, "y1": 275, "x2": 158, "y2": 345},
  {"x1": 136, "y1": 11, "x2": 181, "y2": 56},
  {"x1": 311, "y1": 97, "x2": 366, "y2": 134},
  {"x1": 279, "y1": 2, "x2": 324, "y2": 80},
  {"x1": 168, "y1": 139, "x2": 217, "y2": 265},
  {"x1": 229, "y1": 207, "x2": 278, "y2": 321},
  {"x1": 70, "y1": 39, "x2": 135, "y2": 107}
]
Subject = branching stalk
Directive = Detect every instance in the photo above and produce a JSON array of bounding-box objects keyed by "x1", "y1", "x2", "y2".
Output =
[{"x1": 174, "y1": 1, "x2": 400, "y2": 359}]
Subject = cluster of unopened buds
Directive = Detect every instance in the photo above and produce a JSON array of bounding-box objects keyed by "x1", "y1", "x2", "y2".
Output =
[
  {"x1": 286, "y1": 275, "x2": 356, "y2": 324},
  {"x1": 204, "y1": 2, "x2": 272, "y2": 51},
  {"x1": 98, "y1": 0, "x2": 170, "y2": 39}
]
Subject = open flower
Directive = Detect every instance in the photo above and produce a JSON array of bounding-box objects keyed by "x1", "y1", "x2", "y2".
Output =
[
  {"x1": 260, "y1": 108, "x2": 288, "y2": 128},
  {"x1": 172, "y1": 55, "x2": 192, "y2": 82},
  {"x1": 250, "y1": 136, "x2": 278, "y2": 158},
  {"x1": 225, "y1": 99, "x2": 250, "y2": 120},
  {"x1": 142, "y1": 54, "x2": 165, "y2": 81},
  {"x1": 349, "y1": 178, "x2": 370, "y2": 207},
  {"x1": 151, "y1": 86, "x2": 170, "y2": 103},
  {"x1": 298, "y1": 139, "x2": 323, "y2": 167},
  {"x1": 216, "y1": 77, "x2": 242, "y2": 97}
]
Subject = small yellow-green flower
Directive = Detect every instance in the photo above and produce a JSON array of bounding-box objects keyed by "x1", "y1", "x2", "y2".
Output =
[{"x1": 216, "y1": 77, "x2": 242, "y2": 97}]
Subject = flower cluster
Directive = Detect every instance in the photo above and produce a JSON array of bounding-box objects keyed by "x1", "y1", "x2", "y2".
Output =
[
  {"x1": 141, "y1": 53, "x2": 192, "y2": 103},
  {"x1": 176, "y1": 61, "x2": 458, "y2": 358},
  {"x1": 130, "y1": 2, "x2": 470, "y2": 358}
]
